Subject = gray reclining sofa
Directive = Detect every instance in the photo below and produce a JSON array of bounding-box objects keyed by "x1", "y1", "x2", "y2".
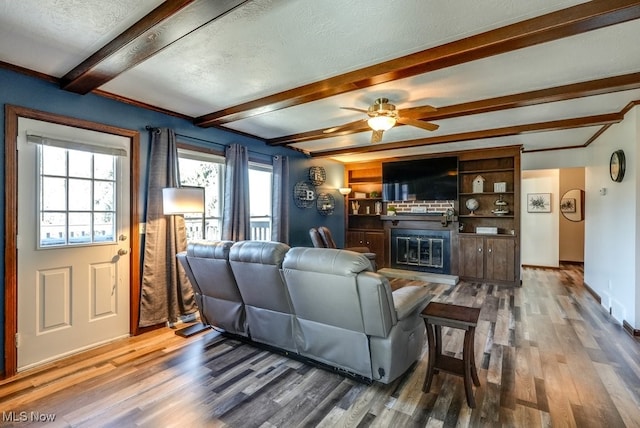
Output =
[{"x1": 177, "y1": 240, "x2": 431, "y2": 384}]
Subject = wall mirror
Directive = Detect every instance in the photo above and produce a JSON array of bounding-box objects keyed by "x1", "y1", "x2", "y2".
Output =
[{"x1": 560, "y1": 188, "x2": 585, "y2": 222}]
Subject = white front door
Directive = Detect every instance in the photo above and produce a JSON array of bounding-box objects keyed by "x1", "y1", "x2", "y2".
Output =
[{"x1": 17, "y1": 118, "x2": 131, "y2": 371}]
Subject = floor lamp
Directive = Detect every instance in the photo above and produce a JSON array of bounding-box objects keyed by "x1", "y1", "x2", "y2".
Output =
[
  {"x1": 162, "y1": 186, "x2": 210, "y2": 337},
  {"x1": 339, "y1": 187, "x2": 351, "y2": 231}
]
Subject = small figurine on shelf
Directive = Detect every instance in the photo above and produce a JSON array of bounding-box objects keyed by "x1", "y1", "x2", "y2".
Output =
[{"x1": 351, "y1": 200, "x2": 360, "y2": 215}]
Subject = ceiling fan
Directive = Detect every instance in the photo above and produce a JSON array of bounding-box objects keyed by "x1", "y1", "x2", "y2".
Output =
[{"x1": 323, "y1": 98, "x2": 439, "y2": 143}]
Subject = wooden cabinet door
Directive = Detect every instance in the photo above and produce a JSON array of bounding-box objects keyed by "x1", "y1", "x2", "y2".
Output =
[
  {"x1": 364, "y1": 231, "x2": 385, "y2": 268},
  {"x1": 458, "y1": 236, "x2": 484, "y2": 279},
  {"x1": 486, "y1": 237, "x2": 516, "y2": 282},
  {"x1": 346, "y1": 231, "x2": 365, "y2": 248}
]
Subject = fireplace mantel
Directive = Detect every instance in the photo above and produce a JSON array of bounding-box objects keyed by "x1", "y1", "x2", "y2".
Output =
[
  {"x1": 380, "y1": 214, "x2": 443, "y2": 221},
  {"x1": 381, "y1": 214, "x2": 459, "y2": 231}
]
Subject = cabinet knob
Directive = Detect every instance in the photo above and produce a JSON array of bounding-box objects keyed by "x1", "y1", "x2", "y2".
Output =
[
  {"x1": 488, "y1": 248, "x2": 492, "y2": 253},
  {"x1": 478, "y1": 247, "x2": 482, "y2": 252}
]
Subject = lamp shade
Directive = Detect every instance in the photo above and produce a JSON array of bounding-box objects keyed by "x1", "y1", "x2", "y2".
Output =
[
  {"x1": 162, "y1": 187, "x2": 205, "y2": 214},
  {"x1": 338, "y1": 187, "x2": 352, "y2": 196},
  {"x1": 367, "y1": 115, "x2": 396, "y2": 131}
]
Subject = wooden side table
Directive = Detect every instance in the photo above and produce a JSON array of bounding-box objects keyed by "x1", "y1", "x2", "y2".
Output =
[{"x1": 421, "y1": 302, "x2": 481, "y2": 407}]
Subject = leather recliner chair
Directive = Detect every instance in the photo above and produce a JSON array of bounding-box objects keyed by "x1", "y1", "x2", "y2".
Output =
[
  {"x1": 229, "y1": 240, "x2": 296, "y2": 352},
  {"x1": 177, "y1": 240, "x2": 248, "y2": 336},
  {"x1": 281, "y1": 247, "x2": 430, "y2": 383},
  {"x1": 309, "y1": 226, "x2": 377, "y2": 271}
]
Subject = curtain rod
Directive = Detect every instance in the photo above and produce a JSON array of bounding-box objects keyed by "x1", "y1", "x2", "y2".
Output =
[{"x1": 145, "y1": 126, "x2": 282, "y2": 158}]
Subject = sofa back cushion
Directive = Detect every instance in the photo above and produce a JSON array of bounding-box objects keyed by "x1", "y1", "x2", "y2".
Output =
[
  {"x1": 180, "y1": 240, "x2": 247, "y2": 336},
  {"x1": 229, "y1": 241, "x2": 296, "y2": 351},
  {"x1": 229, "y1": 240, "x2": 291, "y2": 312}
]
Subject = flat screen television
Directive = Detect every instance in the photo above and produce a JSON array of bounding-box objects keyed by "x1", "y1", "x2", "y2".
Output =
[{"x1": 382, "y1": 157, "x2": 458, "y2": 202}]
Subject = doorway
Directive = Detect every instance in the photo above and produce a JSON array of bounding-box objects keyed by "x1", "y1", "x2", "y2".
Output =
[{"x1": 4, "y1": 105, "x2": 141, "y2": 377}]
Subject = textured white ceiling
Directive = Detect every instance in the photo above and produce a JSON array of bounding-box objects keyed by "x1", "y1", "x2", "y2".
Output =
[
  {"x1": 1, "y1": 0, "x2": 638, "y2": 163},
  {"x1": 0, "y1": 0, "x2": 164, "y2": 76},
  {"x1": 101, "y1": 0, "x2": 589, "y2": 115}
]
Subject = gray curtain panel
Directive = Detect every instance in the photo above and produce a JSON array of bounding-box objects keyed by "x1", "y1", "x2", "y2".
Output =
[
  {"x1": 222, "y1": 144, "x2": 250, "y2": 241},
  {"x1": 271, "y1": 155, "x2": 289, "y2": 243},
  {"x1": 139, "y1": 128, "x2": 196, "y2": 327}
]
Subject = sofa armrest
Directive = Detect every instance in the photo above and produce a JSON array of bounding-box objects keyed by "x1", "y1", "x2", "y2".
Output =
[{"x1": 392, "y1": 286, "x2": 431, "y2": 320}]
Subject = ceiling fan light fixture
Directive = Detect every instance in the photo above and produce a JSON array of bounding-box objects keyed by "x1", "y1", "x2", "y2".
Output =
[{"x1": 367, "y1": 115, "x2": 396, "y2": 131}]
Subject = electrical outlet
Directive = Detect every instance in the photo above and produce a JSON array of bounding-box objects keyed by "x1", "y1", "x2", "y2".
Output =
[{"x1": 139, "y1": 223, "x2": 146, "y2": 234}]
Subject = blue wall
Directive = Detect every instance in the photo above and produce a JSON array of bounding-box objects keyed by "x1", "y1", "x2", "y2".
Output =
[{"x1": 0, "y1": 68, "x2": 344, "y2": 371}]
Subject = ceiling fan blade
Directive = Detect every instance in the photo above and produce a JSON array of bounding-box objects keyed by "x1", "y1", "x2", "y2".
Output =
[
  {"x1": 340, "y1": 107, "x2": 369, "y2": 114},
  {"x1": 323, "y1": 119, "x2": 367, "y2": 134},
  {"x1": 397, "y1": 104, "x2": 437, "y2": 118},
  {"x1": 371, "y1": 130, "x2": 384, "y2": 143},
  {"x1": 397, "y1": 116, "x2": 439, "y2": 131}
]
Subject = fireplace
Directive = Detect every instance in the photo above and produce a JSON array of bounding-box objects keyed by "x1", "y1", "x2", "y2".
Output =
[{"x1": 390, "y1": 229, "x2": 451, "y2": 274}]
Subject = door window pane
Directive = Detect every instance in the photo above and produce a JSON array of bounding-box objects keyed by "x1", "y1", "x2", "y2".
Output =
[
  {"x1": 94, "y1": 212, "x2": 114, "y2": 242},
  {"x1": 68, "y1": 179, "x2": 92, "y2": 210},
  {"x1": 94, "y1": 154, "x2": 115, "y2": 179},
  {"x1": 94, "y1": 181, "x2": 115, "y2": 211},
  {"x1": 68, "y1": 150, "x2": 93, "y2": 178},
  {"x1": 40, "y1": 212, "x2": 66, "y2": 246},
  {"x1": 41, "y1": 145, "x2": 66, "y2": 176},
  {"x1": 42, "y1": 177, "x2": 66, "y2": 210},
  {"x1": 69, "y1": 212, "x2": 91, "y2": 244}
]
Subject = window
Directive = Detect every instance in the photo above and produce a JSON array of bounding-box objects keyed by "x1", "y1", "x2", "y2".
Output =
[
  {"x1": 178, "y1": 148, "x2": 224, "y2": 241},
  {"x1": 38, "y1": 145, "x2": 117, "y2": 248},
  {"x1": 178, "y1": 147, "x2": 273, "y2": 242},
  {"x1": 249, "y1": 162, "x2": 273, "y2": 241}
]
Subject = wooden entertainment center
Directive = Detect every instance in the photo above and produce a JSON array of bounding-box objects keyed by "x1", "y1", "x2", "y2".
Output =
[{"x1": 344, "y1": 146, "x2": 521, "y2": 286}]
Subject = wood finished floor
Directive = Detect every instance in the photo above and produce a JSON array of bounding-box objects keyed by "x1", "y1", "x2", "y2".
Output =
[{"x1": 2, "y1": 265, "x2": 640, "y2": 427}]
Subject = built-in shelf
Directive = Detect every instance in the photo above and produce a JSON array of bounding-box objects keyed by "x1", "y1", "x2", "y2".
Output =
[
  {"x1": 348, "y1": 178, "x2": 382, "y2": 184},
  {"x1": 345, "y1": 147, "x2": 520, "y2": 286},
  {"x1": 459, "y1": 191, "x2": 514, "y2": 196},
  {"x1": 459, "y1": 168, "x2": 514, "y2": 174},
  {"x1": 458, "y1": 214, "x2": 514, "y2": 218}
]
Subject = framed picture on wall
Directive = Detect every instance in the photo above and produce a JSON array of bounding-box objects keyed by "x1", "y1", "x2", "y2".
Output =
[
  {"x1": 560, "y1": 197, "x2": 576, "y2": 213},
  {"x1": 527, "y1": 193, "x2": 551, "y2": 213}
]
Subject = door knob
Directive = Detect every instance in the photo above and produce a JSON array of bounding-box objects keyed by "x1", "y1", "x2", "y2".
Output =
[{"x1": 118, "y1": 249, "x2": 129, "y2": 256}]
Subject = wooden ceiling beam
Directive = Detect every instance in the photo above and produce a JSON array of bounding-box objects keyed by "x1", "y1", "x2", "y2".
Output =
[
  {"x1": 195, "y1": 0, "x2": 640, "y2": 127},
  {"x1": 61, "y1": 0, "x2": 250, "y2": 94},
  {"x1": 266, "y1": 71, "x2": 640, "y2": 146},
  {"x1": 310, "y1": 113, "x2": 623, "y2": 157}
]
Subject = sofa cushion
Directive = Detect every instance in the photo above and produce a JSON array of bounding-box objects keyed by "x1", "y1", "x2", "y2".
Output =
[
  {"x1": 229, "y1": 240, "x2": 289, "y2": 265},
  {"x1": 187, "y1": 240, "x2": 234, "y2": 259},
  {"x1": 282, "y1": 247, "x2": 372, "y2": 275}
]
